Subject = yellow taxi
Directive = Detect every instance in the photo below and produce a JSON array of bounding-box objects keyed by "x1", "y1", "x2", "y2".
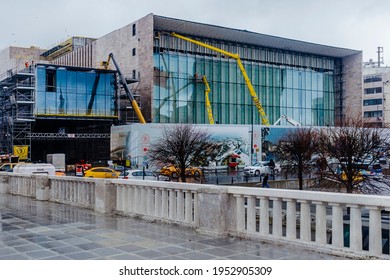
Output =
[
  {"x1": 83, "y1": 167, "x2": 120, "y2": 178},
  {"x1": 160, "y1": 165, "x2": 202, "y2": 179},
  {"x1": 0, "y1": 163, "x2": 18, "y2": 172}
]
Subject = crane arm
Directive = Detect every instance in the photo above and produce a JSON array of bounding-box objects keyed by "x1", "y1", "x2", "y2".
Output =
[
  {"x1": 108, "y1": 53, "x2": 146, "y2": 124},
  {"x1": 170, "y1": 32, "x2": 270, "y2": 126},
  {"x1": 202, "y1": 76, "x2": 215, "y2": 124}
]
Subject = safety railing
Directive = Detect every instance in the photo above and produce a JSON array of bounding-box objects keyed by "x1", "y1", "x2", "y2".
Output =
[{"x1": 1, "y1": 172, "x2": 389, "y2": 258}]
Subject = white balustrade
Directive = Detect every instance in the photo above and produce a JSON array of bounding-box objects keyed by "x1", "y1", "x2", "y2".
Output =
[{"x1": 1, "y1": 172, "x2": 389, "y2": 259}]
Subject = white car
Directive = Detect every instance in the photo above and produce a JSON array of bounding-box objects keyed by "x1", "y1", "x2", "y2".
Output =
[
  {"x1": 243, "y1": 161, "x2": 271, "y2": 176},
  {"x1": 119, "y1": 169, "x2": 157, "y2": 180}
]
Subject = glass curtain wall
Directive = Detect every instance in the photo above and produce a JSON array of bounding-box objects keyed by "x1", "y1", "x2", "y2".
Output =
[
  {"x1": 153, "y1": 36, "x2": 335, "y2": 126},
  {"x1": 35, "y1": 65, "x2": 117, "y2": 118}
]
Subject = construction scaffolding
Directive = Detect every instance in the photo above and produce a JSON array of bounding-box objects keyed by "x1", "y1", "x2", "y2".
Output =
[{"x1": 0, "y1": 66, "x2": 35, "y2": 159}]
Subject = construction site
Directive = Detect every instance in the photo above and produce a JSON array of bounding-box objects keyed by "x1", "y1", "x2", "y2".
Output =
[{"x1": 0, "y1": 13, "x2": 363, "y2": 167}]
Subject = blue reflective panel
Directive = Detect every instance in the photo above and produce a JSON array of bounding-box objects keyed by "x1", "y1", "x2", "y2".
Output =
[
  {"x1": 34, "y1": 66, "x2": 116, "y2": 117},
  {"x1": 35, "y1": 66, "x2": 47, "y2": 115},
  {"x1": 153, "y1": 52, "x2": 335, "y2": 126}
]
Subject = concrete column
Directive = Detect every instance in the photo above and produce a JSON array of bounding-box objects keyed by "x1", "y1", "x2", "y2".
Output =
[
  {"x1": 154, "y1": 188, "x2": 161, "y2": 217},
  {"x1": 314, "y1": 201, "x2": 327, "y2": 244},
  {"x1": 271, "y1": 197, "x2": 283, "y2": 237},
  {"x1": 147, "y1": 187, "x2": 154, "y2": 215},
  {"x1": 116, "y1": 185, "x2": 123, "y2": 211},
  {"x1": 35, "y1": 176, "x2": 50, "y2": 201},
  {"x1": 197, "y1": 188, "x2": 229, "y2": 235},
  {"x1": 329, "y1": 203, "x2": 344, "y2": 248},
  {"x1": 140, "y1": 187, "x2": 147, "y2": 214},
  {"x1": 259, "y1": 196, "x2": 269, "y2": 235},
  {"x1": 298, "y1": 200, "x2": 311, "y2": 242},
  {"x1": 0, "y1": 174, "x2": 10, "y2": 194},
  {"x1": 235, "y1": 194, "x2": 245, "y2": 232},
  {"x1": 368, "y1": 206, "x2": 382, "y2": 255},
  {"x1": 246, "y1": 196, "x2": 256, "y2": 233},
  {"x1": 176, "y1": 189, "x2": 184, "y2": 221},
  {"x1": 169, "y1": 189, "x2": 176, "y2": 219},
  {"x1": 286, "y1": 199, "x2": 296, "y2": 240},
  {"x1": 185, "y1": 190, "x2": 192, "y2": 223},
  {"x1": 348, "y1": 204, "x2": 362, "y2": 251},
  {"x1": 94, "y1": 180, "x2": 116, "y2": 213},
  {"x1": 161, "y1": 189, "x2": 168, "y2": 218},
  {"x1": 127, "y1": 186, "x2": 133, "y2": 212}
]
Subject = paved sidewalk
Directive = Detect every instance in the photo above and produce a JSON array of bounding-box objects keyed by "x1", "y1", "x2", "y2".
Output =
[{"x1": 0, "y1": 193, "x2": 347, "y2": 260}]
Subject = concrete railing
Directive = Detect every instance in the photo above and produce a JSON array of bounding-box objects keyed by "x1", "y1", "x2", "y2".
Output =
[{"x1": 0, "y1": 172, "x2": 389, "y2": 259}]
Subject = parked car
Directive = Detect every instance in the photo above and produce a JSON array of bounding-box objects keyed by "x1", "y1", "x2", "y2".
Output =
[
  {"x1": 83, "y1": 167, "x2": 120, "y2": 178},
  {"x1": 119, "y1": 169, "x2": 157, "y2": 180},
  {"x1": 12, "y1": 163, "x2": 56, "y2": 176},
  {"x1": 160, "y1": 165, "x2": 202, "y2": 179},
  {"x1": 0, "y1": 162, "x2": 18, "y2": 172},
  {"x1": 109, "y1": 164, "x2": 125, "y2": 172},
  {"x1": 243, "y1": 161, "x2": 271, "y2": 176}
]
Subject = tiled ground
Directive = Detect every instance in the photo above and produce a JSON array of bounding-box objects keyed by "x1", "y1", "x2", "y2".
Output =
[{"x1": 0, "y1": 193, "x2": 347, "y2": 260}]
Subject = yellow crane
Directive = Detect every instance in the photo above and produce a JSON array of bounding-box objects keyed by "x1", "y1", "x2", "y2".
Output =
[
  {"x1": 170, "y1": 32, "x2": 270, "y2": 126},
  {"x1": 202, "y1": 75, "x2": 215, "y2": 124},
  {"x1": 102, "y1": 53, "x2": 146, "y2": 124}
]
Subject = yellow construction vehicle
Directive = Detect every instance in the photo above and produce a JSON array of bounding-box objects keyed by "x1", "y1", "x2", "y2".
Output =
[
  {"x1": 102, "y1": 53, "x2": 146, "y2": 124},
  {"x1": 170, "y1": 32, "x2": 270, "y2": 126},
  {"x1": 202, "y1": 76, "x2": 215, "y2": 124}
]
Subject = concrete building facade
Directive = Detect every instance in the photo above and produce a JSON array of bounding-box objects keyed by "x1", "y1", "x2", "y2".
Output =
[
  {"x1": 362, "y1": 66, "x2": 390, "y2": 127},
  {"x1": 0, "y1": 13, "x2": 363, "y2": 164},
  {"x1": 49, "y1": 13, "x2": 363, "y2": 126}
]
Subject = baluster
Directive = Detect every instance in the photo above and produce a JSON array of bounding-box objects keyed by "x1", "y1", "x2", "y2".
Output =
[
  {"x1": 368, "y1": 206, "x2": 382, "y2": 255},
  {"x1": 246, "y1": 195, "x2": 256, "y2": 233},
  {"x1": 329, "y1": 203, "x2": 344, "y2": 248},
  {"x1": 259, "y1": 196, "x2": 269, "y2": 235},
  {"x1": 185, "y1": 190, "x2": 192, "y2": 223},
  {"x1": 169, "y1": 189, "x2": 176, "y2": 219},
  {"x1": 235, "y1": 194, "x2": 245, "y2": 232},
  {"x1": 298, "y1": 200, "x2": 311, "y2": 242},
  {"x1": 117, "y1": 185, "x2": 123, "y2": 211},
  {"x1": 176, "y1": 190, "x2": 184, "y2": 221},
  {"x1": 161, "y1": 189, "x2": 168, "y2": 218},
  {"x1": 154, "y1": 188, "x2": 161, "y2": 217},
  {"x1": 314, "y1": 202, "x2": 327, "y2": 244},
  {"x1": 285, "y1": 199, "x2": 296, "y2": 240},
  {"x1": 147, "y1": 187, "x2": 154, "y2": 215},
  {"x1": 271, "y1": 197, "x2": 282, "y2": 237},
  {"x1": 349, "y1": 204, "x2": 362, "y2": 252}
]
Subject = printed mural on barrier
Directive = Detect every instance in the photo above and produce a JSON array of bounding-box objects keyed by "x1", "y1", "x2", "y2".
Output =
[{"x1": 110, "y1": 123, "x2": 301, "y2": 168}]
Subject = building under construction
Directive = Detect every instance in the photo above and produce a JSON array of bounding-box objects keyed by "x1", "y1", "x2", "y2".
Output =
[{"x1": 0, "y1": 14, "x2": 363, "y2": 164}]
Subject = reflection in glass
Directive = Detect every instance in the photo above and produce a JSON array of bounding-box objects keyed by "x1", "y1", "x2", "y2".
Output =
[{"x1": 34, "y1": 66, "x2": 117, "y2": 118}]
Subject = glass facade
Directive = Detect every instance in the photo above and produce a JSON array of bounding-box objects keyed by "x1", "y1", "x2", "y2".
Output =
[
  {"x1": 153, "y1": 36, "x2": 336, "y2": 126},
  {"x1": 35, "y1": 65, "x2": 117, "y2": 118}
]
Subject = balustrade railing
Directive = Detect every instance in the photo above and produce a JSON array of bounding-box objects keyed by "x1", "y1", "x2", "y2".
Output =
[{"x1": 1, "y1": 172, "x2": 389, "y2": 258}]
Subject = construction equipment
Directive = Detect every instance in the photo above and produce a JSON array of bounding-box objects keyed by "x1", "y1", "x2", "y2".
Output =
[
  {"x1": 202, "y1": 76, "x2": 215, "y2": 124},
  {"x1": 170, "y1": 32, "x2": 270, "y2": 126},
  {"x1": 102, "y1": 53, "x2": 146, "y2": 124},
  {"x1": 273, "y1": 115, "x2": 301, "y2": 126}
]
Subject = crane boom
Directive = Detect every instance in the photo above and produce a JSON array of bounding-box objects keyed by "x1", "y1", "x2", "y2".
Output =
[
  {"x1": 170, "y1": 32, "x2": 270, "y2": 126},
  {"x1": 202, "y1": 76, "x2": 215, "y2": 124},
  {"x1": 106, "y1": 53, "x2": 146, "y2": 124}
]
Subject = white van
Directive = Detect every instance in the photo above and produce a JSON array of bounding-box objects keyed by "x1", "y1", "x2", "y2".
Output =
[{"x1": 12, "y1": 163, "x2": 56, "y2": 176}]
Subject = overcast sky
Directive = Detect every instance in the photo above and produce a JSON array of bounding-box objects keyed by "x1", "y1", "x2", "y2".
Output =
[{"x1": 1, "y1": 0, "x2": 390, "y2": 65}]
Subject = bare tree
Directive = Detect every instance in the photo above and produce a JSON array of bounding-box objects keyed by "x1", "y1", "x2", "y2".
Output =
[
  {"x1": 317, "y1": 115, "x2": 390, "y2": 193},
  {"x1": 274, "y1": 128, "x2": 318, "y2": 190},
  {"x1": 147, "y1": 124, "x2": 220, "y2": 182}
]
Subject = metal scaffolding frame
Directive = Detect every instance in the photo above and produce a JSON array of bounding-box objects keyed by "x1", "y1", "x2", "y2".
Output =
[
  {"x1": 0, "y1": 67, "x2": 35, "y2": 158},
  {"x1": 28, "y1": 133, "x2": 110, "y2": 140}
]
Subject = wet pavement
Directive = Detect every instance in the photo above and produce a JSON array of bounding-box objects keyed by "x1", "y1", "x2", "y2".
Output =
[{"x1": 0, "y1": 193, "x2": 348, "y2": 260}]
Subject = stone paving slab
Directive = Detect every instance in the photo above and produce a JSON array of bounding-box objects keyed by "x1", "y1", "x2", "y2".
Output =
[{"x1": 0, "y1": 193, "x2": 348, "y2": 260}]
